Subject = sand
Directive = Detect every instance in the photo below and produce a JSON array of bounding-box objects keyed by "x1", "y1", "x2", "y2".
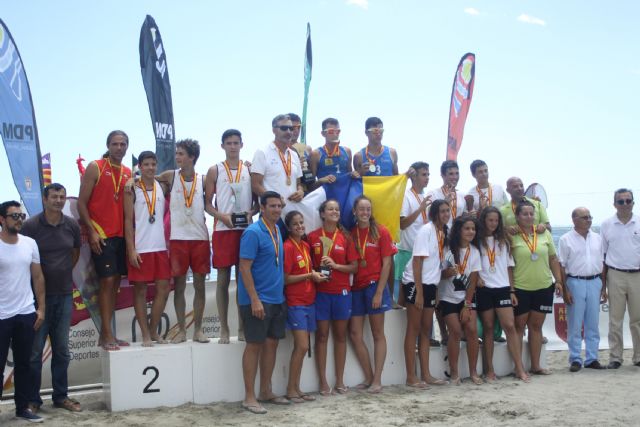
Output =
[{"x1": 1, "y1": 349, "x2": 638, "y2": 426}]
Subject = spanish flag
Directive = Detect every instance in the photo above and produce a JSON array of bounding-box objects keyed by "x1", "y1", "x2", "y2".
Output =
[{"x1": 41, "y1": 153, "x2": 52, "y2": 186}]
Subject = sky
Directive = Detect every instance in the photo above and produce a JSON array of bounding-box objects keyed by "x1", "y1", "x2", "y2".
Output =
[{"x1": 1, "y1": 0, "x2": 639, "y2": 226}]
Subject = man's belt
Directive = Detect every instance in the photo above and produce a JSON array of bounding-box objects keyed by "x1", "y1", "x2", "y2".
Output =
[
  {"x1": 567, "y1": 274, "x2": 601, "y2": 280},
  {"x1": 607, "y1": 265, "x2": 640, "y2": 273}
]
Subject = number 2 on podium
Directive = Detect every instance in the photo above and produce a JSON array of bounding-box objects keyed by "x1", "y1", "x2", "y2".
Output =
[{"x1": 143, "y1": 366, "x2": 160, "y2": 393}]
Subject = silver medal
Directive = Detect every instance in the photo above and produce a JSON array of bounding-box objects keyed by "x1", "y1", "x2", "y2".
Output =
[
  {"x1": 368, "y1": 164, "x2": 376, "y2": 173},
  {"x1": 185, "y1": 207, "x2": 193, "y2": 216},
  {"x1": 489, "y1": 266, "x2": 496, "y2": 273},
  {"x1": 149, "y1": 215, "x2": 156, "y2": 224},
  {"x1": 531, "y1": 252, "x2": 538, "y2": 261}
]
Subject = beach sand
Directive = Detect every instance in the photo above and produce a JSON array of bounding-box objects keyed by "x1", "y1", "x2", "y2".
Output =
[{"x1": 2, "y1": 349, "x2": 638, "y2": 426}]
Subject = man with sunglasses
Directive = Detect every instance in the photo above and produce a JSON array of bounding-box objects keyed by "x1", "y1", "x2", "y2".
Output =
[
  {"x1": 558, "y1": 207, "x2": 607, "y2": 372},
  {"x1": 601, "y1": 188, "x2": 640, "y2": 369},
  {"x1": 0, "y1": 201, "x2": 46, "y2": 422},
  {"x1": 353, "y1": 117, "x2": 399, "y2": 177},
  {"x1": 309, "y1": 117, "x2": 355, "y2": 190},
  {"x1": 21, "y1": 183, "x2": 82, "y2": 413}
]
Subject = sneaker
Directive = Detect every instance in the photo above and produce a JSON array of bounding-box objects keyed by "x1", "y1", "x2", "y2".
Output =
[
  {"x1": 585, "y1": 361, "x2": 606, "y2": 370},
  {"x1": 607, "y1": 361, "x2": 622, "y2": 369},
  {"x1": 16, "y1": 408, "x2": 43, "y2": 423},
  {"x1": 569, "y1": 362, "x2": 582, "y2": 372}
]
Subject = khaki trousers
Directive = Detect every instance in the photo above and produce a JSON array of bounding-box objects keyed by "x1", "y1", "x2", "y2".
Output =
[{"x1": 607, "y1": 269, "x2": 640, "y2": 363}]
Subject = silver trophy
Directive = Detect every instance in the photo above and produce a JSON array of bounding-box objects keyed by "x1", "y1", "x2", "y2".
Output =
[{"x1": 230, "y1": 183, "x2": 249, "y2": 228}]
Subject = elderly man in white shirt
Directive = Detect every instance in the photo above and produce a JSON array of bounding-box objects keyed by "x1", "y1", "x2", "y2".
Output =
[
  {"x1": 600, "y1": 188, "x2": 640, "y2": 369},
  {"x1": 559, "y1": 207, "x2": 607, "y2": 372}
]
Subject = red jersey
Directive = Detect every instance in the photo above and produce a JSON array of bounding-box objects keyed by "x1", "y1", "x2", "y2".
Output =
[
  {"x1": 307, "y1": 227, "x2": 359, "y2": 295},
  {"x1": 351, "y1": 224, "x2": 397, "y2": 290},
  {"x1": 283, "y1": 239, "x2": 316, "y2": 306},
  {"x1": 87, "y1": 158, "x2": 131, "y2": 238}
]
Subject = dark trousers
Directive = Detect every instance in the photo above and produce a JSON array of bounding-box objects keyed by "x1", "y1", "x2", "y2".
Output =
[{"x1": 0, "y1": 312, "x2": 36, "y2": 413}]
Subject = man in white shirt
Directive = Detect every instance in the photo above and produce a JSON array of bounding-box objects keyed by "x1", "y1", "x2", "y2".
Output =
[
  {"x1": 428, "y1": 160, "x2": 467, "y2": 228},
  {"x1": 600, "y1": 188, "x2": 640, "y2": 369},
  {"x1": 466, "y1": 159, "x2": 508, "y2": 215},
  {"x1": 0, "y1": 201, "x2": 46, "y2": 422},
  {"x1": 559, "y1": 207, "x2": 607, "y2": 371}
]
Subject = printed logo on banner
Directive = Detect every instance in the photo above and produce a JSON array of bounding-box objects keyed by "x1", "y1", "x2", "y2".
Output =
[
  {"x1": 150, "y1": 27, "x2": 166, "y2": 78},
  {"x1": 0, "y1": 27, "x2": 23, "y2": 102},
  {"x1": 155, "y1": 122, "x2": 173, "y2": 140}
]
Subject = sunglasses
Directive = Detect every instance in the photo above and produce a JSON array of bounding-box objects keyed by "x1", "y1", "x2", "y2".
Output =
[
  {"x1": 616, "y1": 199, "x2": 634, "y2": 206},
  {"x1": 323, "y1": 128, "x2": 341, "y2": 135},
  {"x1": 577, "y1": 215, "x2": 593, "y2": 220},
  {"x1": 367, "y1": 128, "x2": 384, "y2": 134},
  {"x1": 6, "y1": 213, "x2": 26, "y2": 221},
  {"x1": 275, "y1": 125, "x2": 294, "y2": 132}
]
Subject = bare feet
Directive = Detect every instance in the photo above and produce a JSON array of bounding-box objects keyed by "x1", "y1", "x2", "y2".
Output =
[
  {"x1": 142, "y1": 339, "x2": 154, "y2": 347},
  {"x1": 515, "y1": 371, "x2": 531, "y2": 382},
  {"x1": 171, "y1": 330, "x2": 187, "y2": 344},
  {"x1": 193, "y1": 330, "x2": 211, "y2": 343},
  {"x1": 367, "y1": 384, "x2": 383, "y2": 394},
  {"x1": 470, "y1": 375, "x2": 484, "y2": 385},
  {"x1": 424, "y1": 376, "x2": 448, "y2": 385},
  {"x1": 219, "y1": 326, "x2": 230, "y2": 344},
  {"x1": 485, "y1": 372, "x2": 497, "y2": 383},
  {"x1": 150, "y1": 334, "x2": 169, "y2": 344}
]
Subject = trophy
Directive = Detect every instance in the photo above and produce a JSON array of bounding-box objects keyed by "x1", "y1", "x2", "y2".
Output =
[
  {"x1": 293, "y1": 143, "x2": 315, "y2": 186},
  {"x1": 229, "y1": 183, "x2": 249, "y2": 228},
  {"x1": 318, "y1": 236, "x2": 333, "y2": 278},
  {"x1": 464, "y1": 194, "x2": 475, "y2": 212}
]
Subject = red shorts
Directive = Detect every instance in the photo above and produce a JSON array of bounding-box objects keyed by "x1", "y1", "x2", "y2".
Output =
[
  {"x1": 128, "y1": 251, "x2": 171, "y2": 283},
  {"x1": 169, "y1": 240, "x2": 211, "y2": 276},
  {"x1": 212, "y1": 230, "x2": 243, "y2": 268}
]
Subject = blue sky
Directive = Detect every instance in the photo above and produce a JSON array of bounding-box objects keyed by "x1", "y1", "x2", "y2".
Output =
[{"x1": 1, "y1": 1, "x2": 638, "y2": 225}]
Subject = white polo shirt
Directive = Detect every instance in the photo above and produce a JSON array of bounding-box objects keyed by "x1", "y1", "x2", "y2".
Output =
[
  {"x1": 601, "y1": 214, "x2": 640, "y2": 270},
  {"x1": 399, "y1": 187, "x2": 429, "y2": 251},
  {"x1": 558, "y1": 229, "x2": 604, "y2": 276},
  {"x1": 251, "y1": 142, "x2": 303, "y2": 201},
  {"x1": 428, "y1": 187, "x2": 467, "y2": 228},
  {"x1": 478, "y1": 236, "x2": 514, "y2": 288},
  {"x1": 402, "y1": 222, "x2": 443, "y2": 286},
  {"x1": 466, "y1": 183, "x2": 509, "y2": 211}
]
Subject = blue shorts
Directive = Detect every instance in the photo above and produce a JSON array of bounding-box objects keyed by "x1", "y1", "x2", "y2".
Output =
[
  {"x1": 287, "y1": 304, "x2": 317, "y2": 332},
  {"x1": 351, "y1": 282, "x2": 392, "y2": 316},
  {"x1": 315, "y1": 291, "x2": 352, "y2": 321}
]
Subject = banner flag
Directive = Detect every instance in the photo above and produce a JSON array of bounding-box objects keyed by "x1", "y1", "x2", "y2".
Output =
[
  {"x1": 0, "y1": 19, "x2": 44, "y2": 214},
  {"x1": 362, "y1": 175, "x2": 407, "y2": 241},
  {"x1": 139, "y1": 15, "x2": 176, "y2": 173},
  {"x1": 300, "y1": 23, "x2": 312, "y2": 145},
  {"x1": 323, "y1": 174, "x2": 362, "y2": 230},
  {"x1": 446, "y1": 52, "x2": 476, "y2": 161},
  {"x1": 41, "y1": 152, "x2": 51, "y2": 186}
]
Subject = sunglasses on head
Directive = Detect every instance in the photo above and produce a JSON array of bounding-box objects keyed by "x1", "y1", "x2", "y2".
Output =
[
  {"x1": 616, "y1": 199, "x2": 634, "y2": 206},
  {"x1": 275, "y1": 125, "x2": 294, "y2": 132},
  {"x1": 6, "y1": 213, "x2": 26, "y2": 221}
]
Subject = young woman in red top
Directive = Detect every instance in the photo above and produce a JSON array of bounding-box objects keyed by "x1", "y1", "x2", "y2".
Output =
[
  {"x1": 283, "y1": 211, "x2": 327, "y2": 402},
  {"x1": 349, "y1": 195, "x2": 396, "y2": 393},
  {"x1": 308, "y1": 199, "x2": 359, "y2": 395}
]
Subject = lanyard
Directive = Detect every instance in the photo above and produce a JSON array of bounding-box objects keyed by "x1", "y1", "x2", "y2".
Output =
[
  {"x1": 356, "y1": 226, "x2": 370, "y2": 261},
  {"x1": 323, "y1": 143, "x2": 340, "y2": 158},
  {"x1": 261, "y1": 218, "x2": 280, "y2": 265},
  {"x1": 139, "y1": 179, "x2": 157, "y2": 220},
  {"x1": 107, "y1": 159, "x2": 124, "y2": 201},
  {"x1": 436, "y1": 227, "x2": 445, "y2": 262},
  {"x1": 290, "y1": 238, "x2": 311, "y2": 274},
  {"x1": 179, "y1": 172, "x2": 197, "y2": 208},
  {"x1": 442, "y1": 186, "x2": 457, "y2": 218},
  {"x1": 321, "y1": 228, "x2": 338, "y2": 254},
  {"x1": 519, "y1": 225, "x2": 538, "y2": 255},
  {"x1": 222, "y1": 160, "x2": 243, "y2": 183},
  {"x1": 411, "y1": 188, "x2": 427, "y2": 223},
  {"x1": 457, "y1": 246, "x2": 471, "y2": 275},
  {"x1": 476, "y1": 184, "x2": 493, "y2": 206},
  {"x1": 276, "y1": 144, "x2": 292, "y2": 184}
]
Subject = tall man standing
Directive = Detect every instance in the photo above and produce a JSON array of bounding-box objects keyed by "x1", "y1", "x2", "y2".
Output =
[
  {"x1": 466, "y1": 159, "x2": 508, "y2": 214},
  {"x1": 157, "y1": 139, "x2": 211, "y2": 344},
  {"x1": 309, "y1": 117, "x2": 354, "y2": 189},
  {"x1": 500, "y1": 176, "x2": 550, "y2": 234},
  {"x1": 559, "y1": 207, "x2": 607, "y2": 371},
  {"x1": 23, "y1": 184, "x2": 82, "y2": 413},
  {"x1": 601, "y1": 188, "x2": 640, "y2": 369},
  {"x1": 353, "y1": 117, "x2": 399, "y2": 177},
  {"x1": 428, "y1": 160, "x2": 467, "y2": 228},
  {"x1": 239, "y1": 191, "x2": 288, "y2": 414},
  {"x1": 78, "y1": 130, "x2": 131, "y2": 351},
  {"x1": 0, "y1": 201, "x2": 45, "y2": 422}
]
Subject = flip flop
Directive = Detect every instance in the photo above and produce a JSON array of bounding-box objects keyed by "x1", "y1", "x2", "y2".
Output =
[
  {"x1": 531, "y1": 368, "x2": 552, "y2": 376},
  {"x1": 334, "y1": 386, "x2": 349, "y2": 394},
  {"x1": 367, "y1": 385, "x2": 383, "y2": 394},
  {"x1": 300, "y1": 394, "x2": 316, "y2": 401},
  {"x1": 484, "y1": 373, "x2": 498, "y2": 383},
  {"x1": 426, "y1": 377, "x2": 448, "y2": 386},
  {"x1": 406, "y1": 381, "x2": 429, "y2": 389},
  {"x1": 259, "y1": 396, "x2": 291, "y2": 405},
  {"x1": 115, "y1": 339, "x2": 130, "y2": 347},
  {"x1": 101, "y1": 342, "x2": 120, "y2": 351},
  {"x1": 470, "y1": 376, "x2": 484, "y2": 385},
  {"x1": 286, "y1": 395, "x2": 306, "y2": 404},
  {"x1": 450, "y1": 377, "x2": 461, "y2": 386},
  {"x1": 241, "y1": 403, "x2": 267, "y2": 414},
  {"x1": 355, "y1": 382, "x2": 371, "y2": 390},
  {"x1": 319, "y1": 388, "x2": 333, "y2": 396}
]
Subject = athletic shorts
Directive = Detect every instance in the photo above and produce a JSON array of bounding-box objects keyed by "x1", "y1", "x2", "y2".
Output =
[
  {"x1": 438, "y1": 299, "x2": 476, "y2": 317},
  {"x1": 315, "y1": 291, "x2": 352, "y2": 321},
  {"x1": 286, "y1": 304, "x2": 317, "y2": 332},
  {"x1": 240, "y1": 302, "x2": 287, "y2": 343},
  {"x1": 513, "y1": 284, "x2": 554, "y2": 316},
  {"x1": 351, "y1": 282, "x2": 392, "y2": 316},
  {"x1": 169, "y1": 240, "x2": 211, "y2": 276},
  {"x1": 394, "y1": 249, "x2": 413, "y2": 281},
  {"x1": 128, "y1": 250, "x2": 171, "y2": 283},
  {"x1": 91, "y1": 236, "x2": 127, "y2": 279},
  {"x1": 402, "y1": 282, "x2": 437, "y2": 308},
  {"x1": 476, "y1": 286, "x2": 513, "y2": 312},
  {"x1": 211, "y1": 230, "x2": 243, "y2": 268}
]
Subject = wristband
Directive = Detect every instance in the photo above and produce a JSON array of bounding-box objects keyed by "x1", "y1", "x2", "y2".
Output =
[
  {"x1": 509, "y1": 289, "x2": 516, "y2": 294},
  {"x1": 464, "y1": 300, "x2": 473, "y2": 308}
]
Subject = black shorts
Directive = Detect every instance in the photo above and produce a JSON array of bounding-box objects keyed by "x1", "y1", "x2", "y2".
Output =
[
  {"x1": 240, "y1": 302, "x2": 287, "y2": 343},
  {"x1": 438, "y1": 299, "x2": 476, "y2": 317},
  {"x1": 91, "y1": 237, "x2": 127, "y2": 279},
  {"x1": 513, "y1": 284, "x2": 554, "y2": 316},
  {"x1": 402, "y1": 282, "x2": 437, "y2": 308},
  {"x1": 476, "y1": 287, "x2": 513, "y2": 312}
]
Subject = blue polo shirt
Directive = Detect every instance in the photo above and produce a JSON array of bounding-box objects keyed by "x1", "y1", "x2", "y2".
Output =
[{"x1": 238, "y1": 219, "x2": 285, "y2": 306}]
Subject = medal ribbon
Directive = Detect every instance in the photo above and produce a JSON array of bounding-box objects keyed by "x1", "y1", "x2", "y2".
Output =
[
  {"x1": 139, "y1": 180, "x2": 157, "y2": 219},
  {"x1": 486, "y1": 237, "x2": 496, "y2": 268},
  {"x1": 356, "y1": 226, "x2": 370, "y2": 262},
  {"x1": 436, "y1": 228, "x2": 445, "y2": 262},
  {"x1": 179, "y1": 172, "x2": 198, "y2": 208},
  {"x1": 457, "y1": 246, "x2": 471, "y2": 275},
  {"x1": 261, "y1": 218, "x2": 280, "y2": 264},
  {"x1": 518, "y1": 225, "x2": 538, "y2": 255},
  {"x1": 222, "y1": 160, "x2": 243, "y2": 183},
  {"x1": 323, "y1": 143, "x2": 340, "y2": 158},
  {"x1": 276, "y1": 145, "x2": 292, "y2": 182},
  {"x1": 321, "y1": 228, "x2": 339, "y2": 255},
  {"x1": 411, "y1": 188, "x2": 427, "y2": 223},
  {"x1": 365, "y1": 145, "x2": 382, "y2": 165},
  {"x1": 107, "y1": 159, "x2": 124, "y2": 198},
  {"x1": 442, "y1": 186, "x2": 457, "y2": 218},
  {"x1": 290, "y1": 238, "x2": 311, "y2": 274},
  {"x1": 476, "y1": 184, "x2": 493, "y2": 206}
]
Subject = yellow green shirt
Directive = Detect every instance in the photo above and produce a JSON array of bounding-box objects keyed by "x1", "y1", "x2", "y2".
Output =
[
  {"x1": 500, "y1": 197, "x2": 550, "y2": 228},
  {"x1": 512, "y1": 229, "x2": 556, "y2": 291}
]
